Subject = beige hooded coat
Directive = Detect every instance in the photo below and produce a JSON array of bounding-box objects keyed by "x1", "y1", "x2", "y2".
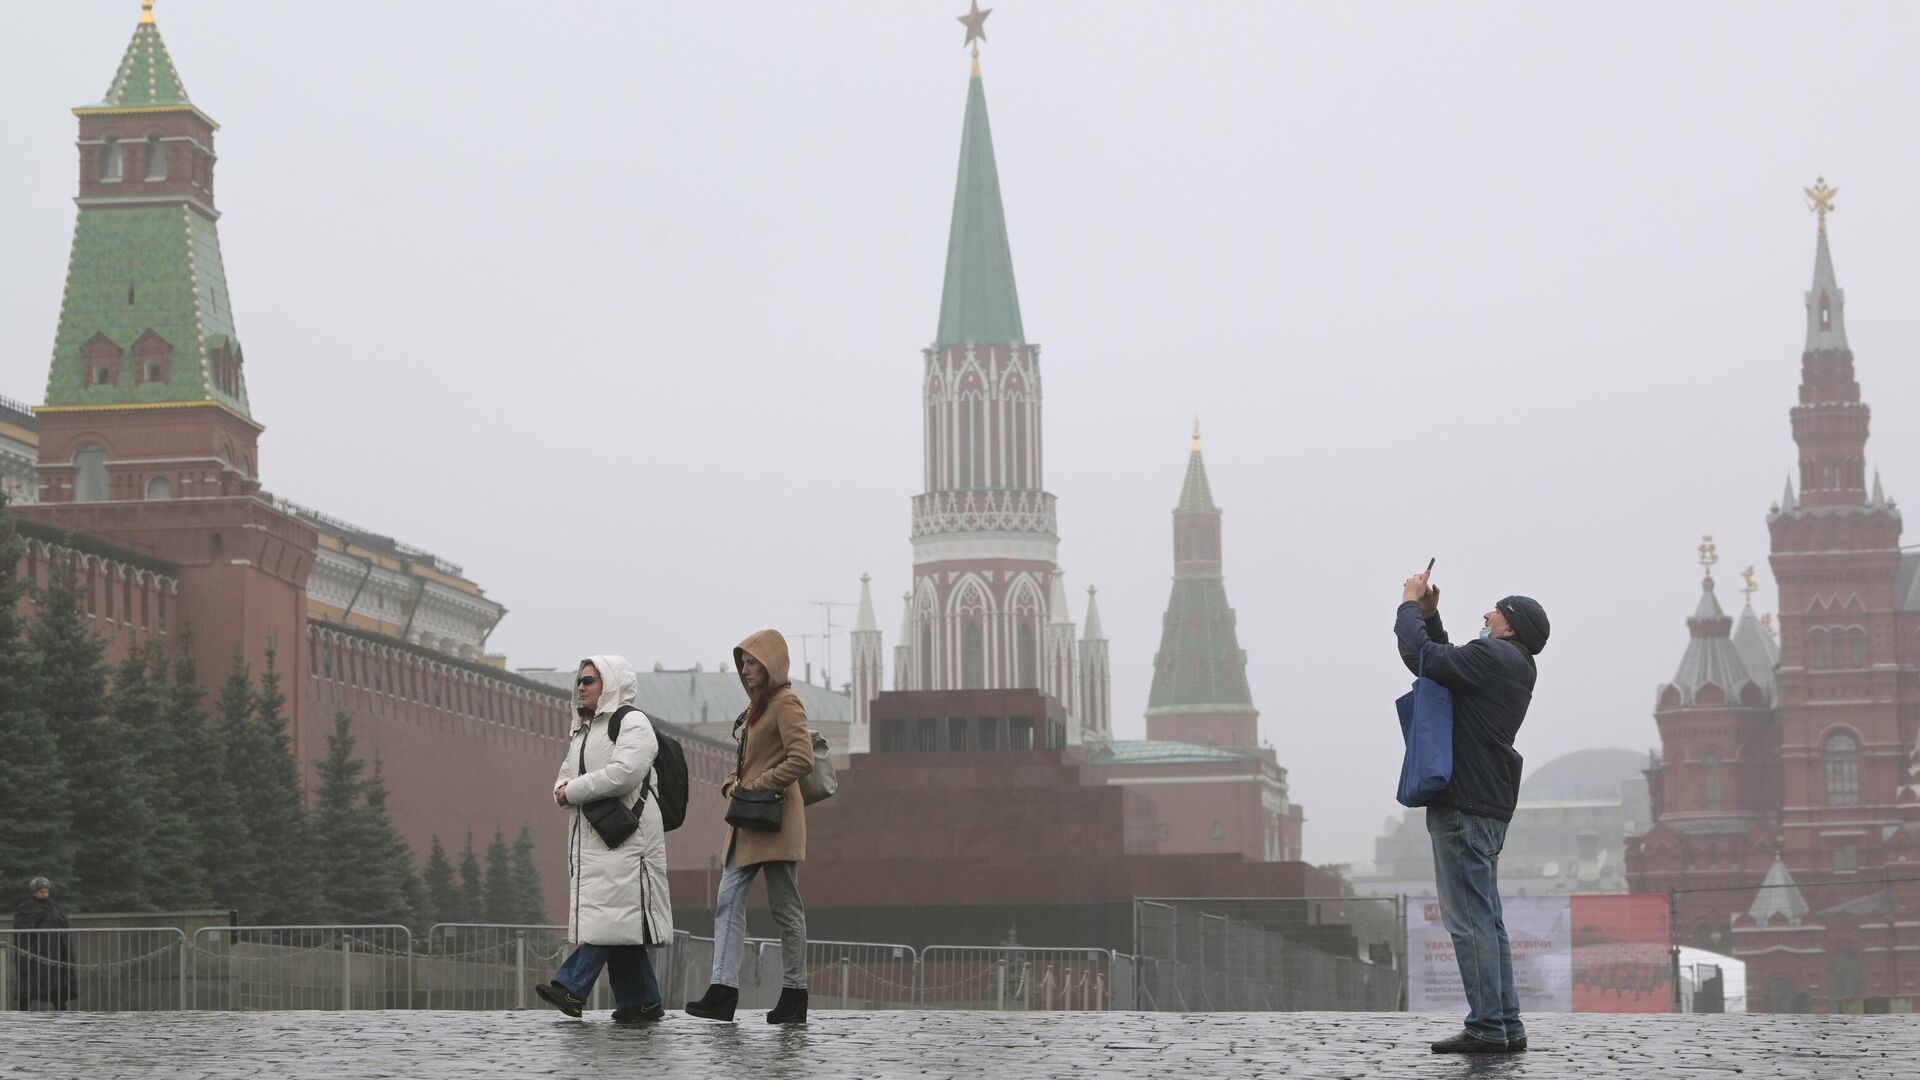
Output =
[
  {"x1": 555, "y1": 654, "x2": 673, "y2": 946},
  {"x1": 722, "y1": 630, "x2": 814, "y2": 867}
]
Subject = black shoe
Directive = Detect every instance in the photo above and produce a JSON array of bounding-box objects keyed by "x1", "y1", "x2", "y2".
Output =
[
  {"x1": 612, "y1": 1000, "x2": 665, "y2": 1023},
  {"x1": 766, "y1": 986, "x2": 808, "y2": 1025},
  {"x1": 684, "y1": 983, "x2": 739, "y2": 1022},
  {"x1": 533, "y1": 981, "x2": 584, "y2": 1018},
  {"x1": 1431, "y1": 1031, "x2": 1508, "y2": 1054},
  {"x1": 1505, "y1": 1035, "x2": 1528, "y2": 1053}
]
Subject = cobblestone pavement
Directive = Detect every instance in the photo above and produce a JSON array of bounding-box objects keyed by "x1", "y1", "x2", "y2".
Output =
[{"x1": 2, "y1": 1010, "x2": 1916, "y2": 1080}]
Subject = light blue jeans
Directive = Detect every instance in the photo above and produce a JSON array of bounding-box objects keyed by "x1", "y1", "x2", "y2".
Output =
[
  {"x1": 1426, "y1": 806, "x2": 1523, "y2": 1044},
  {"x1": 712, "y1": 857, "x2": 807, "y2": 989}
]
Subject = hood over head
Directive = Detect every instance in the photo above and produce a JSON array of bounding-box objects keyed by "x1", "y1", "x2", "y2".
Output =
[
  {"x1": 575, "y1": 654, "x2": 638, "y2": 730},
  {"x1": 734, "y1": 629, "x2": 793, "y2": 693}
]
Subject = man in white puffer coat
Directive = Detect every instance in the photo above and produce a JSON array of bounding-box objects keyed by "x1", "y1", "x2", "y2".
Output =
[{"x1": 533, "y1": 654, "x2": 674, "y2": 1022}]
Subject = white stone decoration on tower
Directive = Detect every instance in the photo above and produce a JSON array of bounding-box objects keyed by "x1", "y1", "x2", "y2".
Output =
[
  {"x1": 849, "y1": 573, "x2": 883, "y2": 754},
  {"x1": 893, "y1": 591, "x2": 915, "y2": 691},
  {"x1": 1078, "y1": 585, "x2": 1111, "y2": 739}
]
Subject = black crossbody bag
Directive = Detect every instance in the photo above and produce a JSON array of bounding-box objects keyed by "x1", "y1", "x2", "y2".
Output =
[
  {"x1": 724, "y1": 710, "x2": 784, "y2": 833},
  {"x1": 578, "y1": 707, "x2": 641, "y2": 849}
]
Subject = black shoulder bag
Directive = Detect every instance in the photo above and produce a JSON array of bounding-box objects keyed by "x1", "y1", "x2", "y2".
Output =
[
  {"x1": 578, "y1": 706, "x2": 641, "y2": 849},
  {"x1": 724, "y1": 710, "x2": 784, "y2": 833}
]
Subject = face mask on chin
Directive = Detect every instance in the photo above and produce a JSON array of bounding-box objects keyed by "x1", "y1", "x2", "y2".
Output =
[{"x1": 1477, "y1": 626, "x2": 1494, "y2": 640}]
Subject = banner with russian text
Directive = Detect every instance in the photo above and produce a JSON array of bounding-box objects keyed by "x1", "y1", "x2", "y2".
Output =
[{"x1": 1409, "y1": 894, "x2": 1670, "y2": 1013}]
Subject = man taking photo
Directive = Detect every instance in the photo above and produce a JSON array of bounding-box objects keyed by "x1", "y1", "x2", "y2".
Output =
[{"x1": 1396, "y1": 569, "x2": 1548, "y2": 1054}]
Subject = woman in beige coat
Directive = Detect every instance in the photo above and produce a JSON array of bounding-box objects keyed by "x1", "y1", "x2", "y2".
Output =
[{"x1": 685, "y1": 629, "x2": 814, "y2": 1025}]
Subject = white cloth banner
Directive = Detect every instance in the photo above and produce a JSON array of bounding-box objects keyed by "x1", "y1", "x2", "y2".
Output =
[{"x1": 1409, "y1": 895, "x2": 1574, "y2": 1013}]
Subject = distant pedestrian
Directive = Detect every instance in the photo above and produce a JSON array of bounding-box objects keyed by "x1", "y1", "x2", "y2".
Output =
[
  {"x1": 1396, "y1": 570, "x2": 1547, "y2": 1054},
  {"x1": 12, "y1": 877, "x2": 75, "y2": 1012},
  {"x1": 535, "y1": 656, "x2": 674, "y2": 1023},
  {"x1": 686, "y1": 629, "x2": 814, "y2": 1025}
]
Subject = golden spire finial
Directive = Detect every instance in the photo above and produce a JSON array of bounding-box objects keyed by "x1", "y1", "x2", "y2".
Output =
[
  {"x1": 1762, "y1": 612, "x2": 1775, "y2": 638},
  {"x1": 1191, "y1": 418, "x2": 1201, "y2": 452},
  {"x1": 1805, "y1": 177, "x2": 1838, "y2": 235},
  {"x1": 1740, "y1": 564, "x2": 1758, "y2": 602},
  {"x1": 140, "y1": 0, "x2": 155, "y2": 25},
  {"x1": 1698, "y1": 534, "x2": 1719, "y2": 583}
]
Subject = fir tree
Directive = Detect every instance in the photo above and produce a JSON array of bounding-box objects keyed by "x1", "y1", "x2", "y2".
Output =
[
  {"x1": 457, "y1": 833, "x2": 485, "y2": 923},
  {"x1": 311, "y1": 711, "x2": 388, "y2": 923},
  {"x1": 33, "y1": 557, "x2": 134, "y2": 911},
  {"x1": 422, "y1": 836, "x2": 460, "y2": 930},
  {"x1": 213, "y1": 654, "x2": 269, "y2": 919},
  {"x1": 0, "y1": 496, "x2": 74, "y2": 896},
  {"x1": 168, "y1": 639, "x2": 248, "y2": 912},
  {"x1": 113, "y1": 643, "x2": 202, "y2": 910},
  {"x1": 222, "y1": 647, "x2": 315, "y2": 923},
  {"x1": 363, "y1": 754, "x2": 420, "y2": 930},
  {"x1": 482, "y1": 826, "x2": 514, "y2": 923},
  {"x1": 510, "y1": 823, "x2": 549, "y2": 925}
]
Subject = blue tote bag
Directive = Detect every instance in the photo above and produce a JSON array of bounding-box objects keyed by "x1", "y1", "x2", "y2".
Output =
[{"x1": 1394, "y1": 653, "x2": 1454, "y2": 807}]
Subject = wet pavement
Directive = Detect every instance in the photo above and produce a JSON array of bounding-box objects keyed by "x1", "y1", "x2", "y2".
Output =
[{"x1": 1, "y1": 1009, "x2": 1916, "y2": 1079}]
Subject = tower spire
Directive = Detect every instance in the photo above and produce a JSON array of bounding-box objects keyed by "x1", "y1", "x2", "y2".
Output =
[
  {"x1": 936, "y1": 6, "x2": 1022, "y2": 347},
  {"x1": 1147, "y1": 429, "x2": 1257, "y2": 747},
  {"x1": 1789, "y1": 179, "x2": 1869, "y2": 507}
]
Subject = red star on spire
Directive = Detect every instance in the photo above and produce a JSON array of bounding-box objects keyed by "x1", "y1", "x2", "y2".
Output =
[{"x1": 958, "y1": 2, "x2": 992, "y2": 52}]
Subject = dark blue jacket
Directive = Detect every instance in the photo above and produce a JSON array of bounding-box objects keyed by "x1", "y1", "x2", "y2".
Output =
[{"x1": 1394, "y1": 601, "x2": 1535, "y2": 822}]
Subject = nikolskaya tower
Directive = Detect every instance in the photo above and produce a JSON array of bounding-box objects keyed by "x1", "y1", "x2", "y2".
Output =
[{"x1": 849, "y1": 5, "x2": 1112, "y2": 753}]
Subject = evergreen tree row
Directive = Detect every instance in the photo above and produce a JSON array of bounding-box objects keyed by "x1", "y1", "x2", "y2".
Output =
[{"x1": 0, "y1": 495, "x2": 547, "y2": 932}]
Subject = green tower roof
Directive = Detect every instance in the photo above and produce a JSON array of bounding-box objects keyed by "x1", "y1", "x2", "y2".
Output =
[
  {"x1": 1178, "y1": 443, "x2": 1216, "y2": 512},
  {"x1": 95, "y1": 7, "x2": 192, "y2": 111},
  {"x1": 1146, "y1": 576, "x2": 1256, "y2": 713},
  {"x1": 935, "y1": 70, "x2": 1025, "y2": 346},
  {"x1": 43, "y1": 205, "x2": 249, "y2": 418}
]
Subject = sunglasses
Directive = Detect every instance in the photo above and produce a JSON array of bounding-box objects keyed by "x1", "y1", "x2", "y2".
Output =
[{"x1": 576, "y1": 676, "x2": 599, "y2": 687}]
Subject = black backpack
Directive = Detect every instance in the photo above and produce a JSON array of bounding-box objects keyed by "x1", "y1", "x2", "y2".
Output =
[{"x1": 608, "y1": 705, "x2": 689, "y2": 833}]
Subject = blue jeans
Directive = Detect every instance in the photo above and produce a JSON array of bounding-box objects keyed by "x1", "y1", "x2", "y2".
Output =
[
  {"x1": 712, "y1": 857, "x2": 807, "y2": 989},
  {"x1": 553, "y1": 943, "x2": 659, "y2": 1009},
  {"x1": 1426, "y1": 806, "x2": 1523, "y2": 1044}
]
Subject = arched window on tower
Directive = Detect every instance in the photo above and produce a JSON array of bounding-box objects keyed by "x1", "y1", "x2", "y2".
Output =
[
  {"x1": 102, "y1": 136, "x2": 123, "y2": 181},
  {"x1": 133, "y1": 330, "x2": 171, "y2": 385},
  {"x1": 1016, "y1": 619, "x2": 1036, "y2": 689},
  {"x1": 144, "y1": 476, "x2": 171, "y2": 501},
  {"x1": 1820, "y1": 295, "x2": 1832, "y2": 330},
  {"x1": 1011, "y1": 399, "x2": 1026, "y2": 489},
  {"x1": 919, "y1": 619, "x2": 933, "y2": 690},
  {"x1": 1704, "y1": 753, "x2": 1722, "y2": 810},
  {"x1": 1809, "y1": 630, "x2": 1828, "y2": 671},
  {"x1": 73, "y1": 444, "x2": 107, "y2": 503},
  {"x1": 144, "y1": 133, "x2": 166, "y2": 181},
  {"x1": 1824, "y1": 731, "x2": 1859, "y2": 807},
  {"x1": 1847, "y1": 629, "x2": 1865, "y2": 670},
  {"x1": 962, "y1": 620, "x2": 984, "y2": 689}
]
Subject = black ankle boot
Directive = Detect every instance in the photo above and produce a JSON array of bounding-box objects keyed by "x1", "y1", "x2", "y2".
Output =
[
  {"x1": 684, "y1": 983, "x2": 738, "y2": 1021},
  {"x1": 767, "y1": 986, "x2": 808, "y2": 1025}
]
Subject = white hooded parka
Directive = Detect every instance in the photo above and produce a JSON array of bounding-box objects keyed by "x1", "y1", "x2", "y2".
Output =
[{"x1": 556, "y1": 654, "x2": 673, "y2": 946}]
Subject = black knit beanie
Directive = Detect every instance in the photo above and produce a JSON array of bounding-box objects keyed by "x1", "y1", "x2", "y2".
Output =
[{"x1": 1497, "y1": 595, "x2": 1549, "y2": 654}]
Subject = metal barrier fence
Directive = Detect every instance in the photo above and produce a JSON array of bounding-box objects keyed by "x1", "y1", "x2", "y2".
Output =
[
  {"x1": 1134, "y1": 897, "x2": 1404, "y2": 1011},
  {"x1": 423, "y1": 924, "x2": 684, "y2": 1012},
  {"x1": 190, "y1": 925, "x2": 414, "y2": 1010},
  {"x1": 0, "y1": 908, "x2": 1408, "y2": 1014},
  {"x1": 2, "y1": 928, "x2": 188, "y2": 1012},
  {"x1": 672, "y1": 936, "x2": 920, "y2": 1011},
  {"x1": 918, "y1": 946, "x2": 1118, "y2": 1010}
]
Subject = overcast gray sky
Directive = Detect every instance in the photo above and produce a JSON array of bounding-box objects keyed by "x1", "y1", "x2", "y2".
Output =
[{"x1": 7, "y1": 1, "x2": 1920, "y2": 868}]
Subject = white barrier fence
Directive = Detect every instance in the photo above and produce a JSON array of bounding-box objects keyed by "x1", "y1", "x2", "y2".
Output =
[{"x1": 918, "y1": 946, "x2": 1118, "y2": 1010}]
